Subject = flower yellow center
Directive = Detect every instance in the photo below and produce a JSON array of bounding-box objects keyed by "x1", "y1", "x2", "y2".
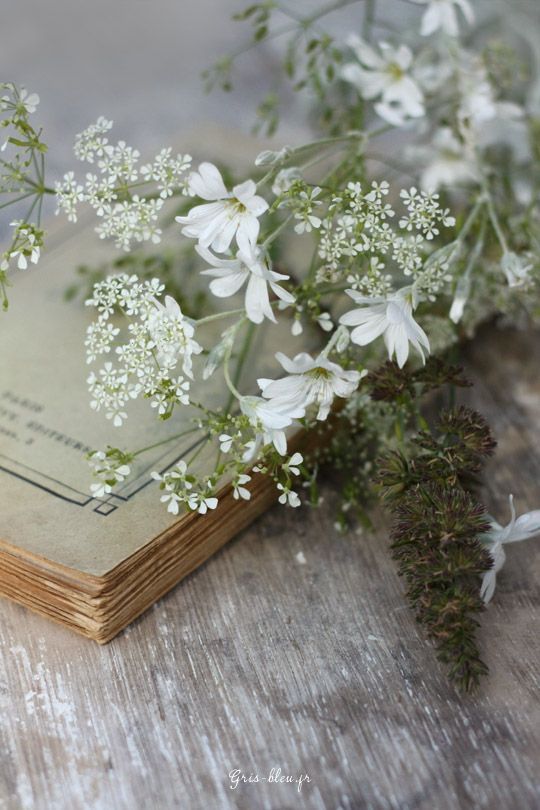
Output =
[
  {"x1": 307, "y1": 366, "x2": 332, "y2": 379},
  {"x1": 387, "y1": 62, "x2": 404, "y2": 81}
]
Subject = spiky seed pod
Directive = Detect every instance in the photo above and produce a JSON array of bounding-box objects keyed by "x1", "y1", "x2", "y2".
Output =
[
  {"x1": 368, "y1": 361, "x2": 415, "y2": 402},
  {"x1": 375, "y1": 450, "x2": 418, "y2": 502},
  {"x1": 413, "y1": 357, "x2": 472, "y2": 392},
  {"x1": 436, "y1": 406, "x2": 497, "y2": 472},
  {"x1": 390, "y1": 483, "x2": 493, "y2": 692}
]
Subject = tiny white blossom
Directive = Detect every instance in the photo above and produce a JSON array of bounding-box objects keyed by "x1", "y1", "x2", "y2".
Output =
[
  {"x1": 219, "y1": 434, "x2": 234, "y2": 453},
  {"x1": 196, "y1": 241, "x2": 294, "y2": 324},
  {"x1": 17, "y1": 88, "x2": 40, "y2": 115},
  {"x1": 146, "y1": 295, "x2": 203, "y2": 378},
  {"x1": 232, "y1": 473, "x2": 252, "y2": 501},
  {"x1": 413, "y1": 0, "x2": 474, "y2": 37},
  {"x1": 340, "y1": 288, "x2": 430, "y2": 368},
  {"x1": 341, "y1": 37, "x2": 424, "y2": 126},
  {"x1": 501, "y1": 252, "x2": 534, "y2": 288},
  {"x1": 277, "y1": 483, "x2": 301, "y2": 508},
  {"x1": 176, "y1": 162, "x2": 268, "y2": 252},
  {"x1": 188, "y1": 492, "x2": 219, "y2": 515},
  {"x1": 88, "y1": 450, "x2": 131, "y2": 498},
  {"x1": 284, "y1": 452, "x2": 303, "y2": 476}
]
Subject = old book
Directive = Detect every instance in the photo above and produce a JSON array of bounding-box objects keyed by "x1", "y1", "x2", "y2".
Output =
[{"x1": 0, "y1": 209, "x2": 311, "y2": 643}]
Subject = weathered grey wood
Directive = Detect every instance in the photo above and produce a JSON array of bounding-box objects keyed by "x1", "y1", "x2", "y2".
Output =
[{"x1": 1, "y1": 325, "x2": 539, "y2": 810}]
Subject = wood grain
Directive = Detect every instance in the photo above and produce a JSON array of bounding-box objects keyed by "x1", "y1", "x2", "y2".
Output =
[{"x1": 1, "y1": 324, "x2": 539, "y2": 810}]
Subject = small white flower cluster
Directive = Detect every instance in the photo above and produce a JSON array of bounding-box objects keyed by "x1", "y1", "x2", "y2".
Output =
[
  {"x1": 318, "y1": 181, "x2": 455, "y2": 308},
  {"x1": 87, "y1": 448, "x2": 132, "y2": 498},
  {"x1": 151, "y1": 461, "x2": 218, "y2": 515},
  {"x1": 55, "y1": 119, "x2": 191, "y2": 250},
  {"x1": 0, "y1": 221, "x2": 43, "y2": 273},
  {"x1": 85, "y1": 274, "x2": 201, "y2": 426}
]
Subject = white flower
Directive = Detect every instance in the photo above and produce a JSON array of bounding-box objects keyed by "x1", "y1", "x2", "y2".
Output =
[
  {"x1": 240, "y1": 395, "x2": 300, "y2": 456},
  {"x1": 411, "y1": 128, "x2": 478, "y2": 191},
  {"x1": 413, "y1": 0, "x2": 474, "y2": 37},
  {"x1": 88, "y1": 450, "x2": 131, "y2": 498},
  {"x1": 196, "y1": 242, "x2": 294, "y2": 324},
  {"x1": 501, "y1": 252, "x2": 534, "y2": 288},
  {"x1": 187, "y1": 492, "x2": 219, "y2": 515},
  {"x1": 340, "y1": 288, "x2": 430, "y2": 368},
  {"x1": 176, "y1": 162, "x2": 268, "y2": 252},
  {"x1": 74, "y1": 117, "x2": 113, "y2": 163},
  {"x1": 7, "y1": 222, "x2": 41, "y2": 269},
  {"x1": 341, "y1": 37, "x2": 424, "y2": 126},
  {"x1": 232, "y1": 473, "x2": 252, "y2": 501},
  {"x1": 18, "y1": 88, "x2": 40, "y2": 115},
  {"x1": 146, "y1": 295, "x2": 202, "y2": 378},
  {"x1": 258, "y1": 351, "x2": 364, "y2": 421},
  {"x1": 272, "y1": 167, "x2": 302, "y2": 196},
  {"x1": 283, "y1": 452, "x2": 303, "y2": 476},
  {"x1": 481, "y1": 495, "x2": 540, "y2": 604},
  {"x1": 277, "y1": 483, "x2": 301, "y2": 508},
  {"x1": 219, "y1": 434, "x2": 234, "y2": 453}
]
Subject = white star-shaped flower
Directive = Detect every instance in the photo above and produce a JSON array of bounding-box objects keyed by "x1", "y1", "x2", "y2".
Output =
[
  {"x1": 196, "y1": 242, "x2": 294, "y2": 324},
  {"x1": 340, "y1": 288, "x2": 430, "y2": 368},
  {"x1": 258, "y1": 351, "x2": 364, "y2": 421},
  {"x1": 413, "y1": 0, "x2": 474, "y2": 37},
  {"x1": 240, "y1": 395, "x2": 300, "y2": 456},
  {"x1": 341, "y1": 37, "x2": 425, "y2": 127},
  {"x1": 176, "y1": 162, "x2": 268, "y2": 253}
]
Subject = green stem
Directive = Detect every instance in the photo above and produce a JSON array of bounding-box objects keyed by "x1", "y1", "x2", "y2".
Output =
[
  {"x1": 262, "y1": 213, "x2": 294, "y2": 248},
  {"x1": 0, "y1": 192, "x2": 34, "y2": 210},
  {"x1": 195, "y1": 307, "x2": 246, "y2": 326},
  {"x1": 223, "y1": 321, "x2": 248, "y2": 404},
  {"x1": 362, "y1": 0, "x2": 376, "y2": 40},
  {"x1": 485, "y1": 192, "x2": 509, "y2": 253},
  {"x1": 225, "y1": 320, "x2": 256, "y2": 412}
]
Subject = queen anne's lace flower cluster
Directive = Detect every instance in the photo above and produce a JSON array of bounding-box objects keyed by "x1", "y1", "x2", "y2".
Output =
[
  {"x1": 55, "y1": 120, "x2": 191, "y2": 250},
  {"x1": 85, "y1": 274, "x2": 201, "y2": 426}
]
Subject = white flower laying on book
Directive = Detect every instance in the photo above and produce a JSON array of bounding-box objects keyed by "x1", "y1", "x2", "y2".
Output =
[
  {"x1": 413, "y1": 0, "x2": 474, "y2": 37},
  {"x1": 196, "y1": 241, "x2": 294, "y2": 324},
  {"x1": 176, "y1": 162, "x2": 268, "y2": 252},
  {"x1": 258, "y1": 351, "x2": 364, "y2": 421},
  {"x1": 481, "y1": 495, "x2": 540, "y2": 604},
  {"x1": 340, "y1": 288, "x2": 430, "y2": 368},
  {"x1": 341, "y1": 37, "x2": 425, "y2": 126}
]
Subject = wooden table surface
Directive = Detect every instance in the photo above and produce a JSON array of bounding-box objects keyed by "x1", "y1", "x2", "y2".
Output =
[
  {"x1": 1, "y1": 325, "x2": 539, "y2": 809},
  {"x1": 1, "y1": 3, "x2": 540, "y2": 807}
]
